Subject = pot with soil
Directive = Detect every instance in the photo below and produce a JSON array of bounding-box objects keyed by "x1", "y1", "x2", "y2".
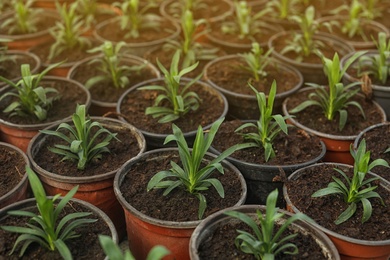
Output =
[
  {"x1": 0, "y1": 64, "x2": 91, "y2": 152},
  {"x1": 0, "y1": 142, "x2": 30, "y2": 209},
  {"x1": 113, "y1": 117, "x2": 251, "y2": 260},
  {"x1": 117, "y1": 50, "x2": 228, "y2": 150},
  {"x1": 283, "y1": 162, "x2": 390, "y2": 259},
  {"x1": 353, "y1": 122, "x2": 390, "y2": 184},
  {"x1": 68, "y1": 44, "x2": 160, "y2": 116},
  {"x1": 26, "y1": 105, "x2": 146, "y2": 240},
  {"x1": 203, "y1": 43, "x2": 303, "y2": 120},
  {"x1": 190, "y1": 200, "x2": 340, "y2": 259}
]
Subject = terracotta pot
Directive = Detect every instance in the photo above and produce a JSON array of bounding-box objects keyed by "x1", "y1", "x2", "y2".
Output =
[
  {"x1": 113, "y1": 148, "x2": 248, "y2": 260},
  {"x1": 0, "y1": 196, "x2": 118, "y2": 258},
  {"x1": 282, "y1": 87, "x2": 387, "y2": 165},
  {"x1": 317, "y1": 16, "x2": 390, "y2": 50},
  {"x1": 0, "y1": 76, "x2": 91, "y2": 152},
  {"x1": 0, "y1": 10, "x2": 58, "y2": 51},
  {"x1": 190, "y1": 204, "x2": 340, "y2": 259},
  {"x1": 283, "y1": 163, "x2": 390, "y2": 260},
  {"x1": 0, "y1": 50, "x2": 41, "y2": 89},
  {"x1": 116, "y1": 77, "x2": 228, "y2": 150},
  {"x1": 353, "y1": 122, "x2": 390, "y2": 184},
  {"x1": 68, "y1": 54, "x2": 160, "y2": 116},
  {"x1": 203, "y1": 54, "x2": 303, "y2": 120},
  {"x1": 341, "y1": 50, "x2": 390, "y2": 119},
  {"x1": 268, "y1": 31, "x2": 354, "y2": 85},
  {"x1": 0, "y1": 142, "x2": 30, "y2": 209},
  {"x1": 27, "y1": 117, "x2": 146, "y2": 240},
  {"x1": 93, "y1": 16, "x2": 181, "y2": 57}
]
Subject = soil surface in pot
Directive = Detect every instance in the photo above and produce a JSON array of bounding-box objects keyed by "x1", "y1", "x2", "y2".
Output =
[
  {"x1": 0, "y1": 79, "x2": 88, "y2": 125},
  {"x1": 205, "y1": 60, "x2": 300, "y2": 95},
  {"x1": 198, "y1": 220, "x2": 330, "y2": 259},
  {"x1": 0, "y1": 201, "x2": 112, "y2": 259},
  {"x1": 0, "y1": 146, "x2": 26, "y2": 197},
  {"x1": 359, "y1": 124, "x2": 390, "y2": 182},
  {"x1": 119, "y1": 81, "x2": 225, "y2": 134},
  {"x1": 285, "y1": 90, "x2": 385, "y2": 136},
  {"x1": 286, "y1": 164, "x2": 390, "y2": 240},
  {"x1": 120, "y1": 150, "x2": 245, "y2": 222},
  {"x1": 70, "y1": 59, "x2": 158, "y2": 103},
  {"x1": 32, "y1": 122, "x2": 142, "y2": 177},
  {"x1": 212, "y1": 120, "x2": 324, "y2": 166},
  {"x1": 0, "y1": 54, "x2": 37, "y2": 81}
]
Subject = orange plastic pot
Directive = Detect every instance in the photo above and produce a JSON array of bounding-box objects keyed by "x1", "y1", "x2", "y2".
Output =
[
  {"x1": 114, "y1": 148, "x2": 247, "y2": 260},
  {"x1": 27, "y1": 117, "x2": 146, "y2": 240}
]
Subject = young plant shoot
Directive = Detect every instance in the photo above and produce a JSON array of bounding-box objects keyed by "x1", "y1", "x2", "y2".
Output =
[
  {"x1": 289, "y1": 51, "x2": 366, "y2": 130},
  {"x1": 1, "y1": 0, "x2": 42, "y2": 34},
  {"x1": 235, "y1": 80, "x2": 289, "y2": 162},
  {"x1": 39, "y1": 104, "x2": 119, "y2": 170},
  {"x1": 147, "y1": 117, "x2": 257, "y2": 219},
  {"x1": 312, "y1": 139, "x2": 389, "y2": 224},
  {"x1": 238, "y1": 42, "x2": 272, "y2": 82},
  {"x1": 1, "y1": 167, "x2": 97, "y2": 259}
]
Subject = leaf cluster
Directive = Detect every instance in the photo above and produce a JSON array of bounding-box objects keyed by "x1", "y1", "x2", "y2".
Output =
[
  {"x1": 163, "y1": 9, "x2": 219, "y2": 70},
  {"x1": 221, "y1": 1, "x2": 272, "y2": 40},
  {"x1": 289, "y1": 51, "x2": 366, "y2": 131},
  {"x1": 166, "y1": 0, "x2": 209, "y2": 20},
  {"x1": 312, "y1": 139, "x2": 389, "y2": 224},
  {"x1": 225, "y1": 189, "x2": 311, "y2": 260},
  {"x1": 49, "y1": 1, "x2": 92, "y2": 60},
  {"x1": 85, "y1": 41, "x2": 146, "y2": 89},
  {"x1": 113, "y1": 0, "x2": 161, "y2": 39},
  {"x1": 235, "y1": 81, "x2": 289, "y2": 162},
  {"x1": 99, "y1": 235, "x2": 170, "y2": 260},
  {"x1": 138, "y1": 50, "x2": 202, "y2": 123},
  {"x1": 266, "y1": 0, "x2": 301, "y2": 20},
  {"x1": 0, "y1": 0, "x2": 43, "y2": 34},
  {"x1": 147, "y1": 117, "x2": 257, "y2": 219},
  {"x1": 358, "y1": 32, "x2": 390, "y2": 85},
  {"x1": 0, "y1": 62, "x2": 62, "y2": 121},
  {"x1": 238, "y1": 42, "x2": 272, "y2": 82},
  {"x1": 1, "y1": 167, "x2": 97, "y2": 259},
  {"x1": 39, "y1": 104, "x2": 119, "y2": 170}
]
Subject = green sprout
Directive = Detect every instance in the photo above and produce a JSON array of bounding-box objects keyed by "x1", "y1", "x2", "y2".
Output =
[
  {"x1": 138, "y1": 50, "x2": 202, "y2": 123},
  {"x1": 238, "y1": 42, "x2": 272, "y2": 82},
  {"x1": 266, "y1": 0, "x2": 301, "y2": 20},
  {"x1": 289, "y1": 51, "x2": 366, "y2": 131},
  {"x1": 99, "y1": 235, "x2": 170, "y2": 260},
  {"x1": 39, "y1": 104, "x2": 119, "y2": 170},
  {"x1": 48, "y1": 1, "x2": 91, "y2": 60},
  {"x1": 281, "y1": 5, "x2": 325, "y2": 61},
  {"x1": 235, "y1": 81, "x2": 289, "y2": 162},
  {"x1": 312, "y1": 139, "x2": 389, "y2": 224},
  {"x1": 225, "y1": 189, "x2": 310, "y2": 260},
  {"x1": 167, "y1": 0, "x2": 209, "y2": 19},
  {"x1": 113, "y1": 0, "x2": 161, "y2": 39},
  {"x1": 358, "y1": 32, "x2": 390, "y2": 85},
  {"x1": 85, "y1": 41, "x2": 146, "y2": 89},
  {"x1": 0, "y1": 62, "x2": 62, "y2": 121},
  {"x1": 221, "y1": 1, "x2": 271, "y2": 40},
  {"x1": 1, "y1": 166, "x2": 97, "y2": 259},
  {"x1": 163, "y1": 9, "x2": 219, "y2": 70},
  {"x1": 147, "y1": 117, "x2": 257, "y2": 219},
  {"x1": 0, "y1": 0, "x2": 43, "y2": 34}
]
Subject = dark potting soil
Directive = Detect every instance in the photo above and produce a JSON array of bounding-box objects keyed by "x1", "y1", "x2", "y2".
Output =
[
  {"x1": 204, "y1": 59, "x2": 301, "y2": 96},
  {"x1": 358, "y1": 123, "x2": 390, "y2": 182},
  {"x1": 285, "y1": 164, "x2": 390, "y2": 241},
  {"x1": 120, "y1": 150, "x2": 245, "y2": 222},
  {"x1": 0, "y1": 79, "x2": 88, "y2": 125},
  {"x1": 0, "y1": 54, "x2": 37, "y2": 81},
  {"x1": 0, "y1": 146, "x2": 26, "y2": 197},
  {"x1": 0, "y1": 201, "x2": 112, "y2": 259},
  {"x1": 285, "y1": 90, "x2": 385, "y2": 136},
  {"x1": 32, "y1": 121, "x2": 142, "y2": 177},
  {"x1": 197, "y1": 221, "x2": 330, "y2": 259},
  {"x1": 118, "y1": 81, "x2": 225, "y2": 134},
  {"x1": 211, "y1": 119, "x2": 324, "y2": 166},
  {"x1": 70, "y1": 58, "x2": 159, "y2": 103}
]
